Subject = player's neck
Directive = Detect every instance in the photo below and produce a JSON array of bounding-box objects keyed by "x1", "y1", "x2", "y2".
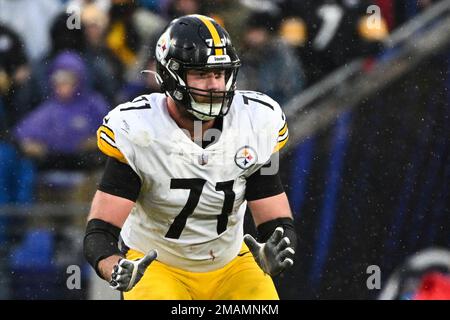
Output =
[{"x1": 166, "y1": 97, "x2": 215, "y2": 141}]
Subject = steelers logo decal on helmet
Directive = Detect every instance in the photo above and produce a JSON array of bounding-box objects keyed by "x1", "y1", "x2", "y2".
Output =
[
  {"x1": 155, "y1": 30, "x2": 171, "y2": 62},
  {"x1": 235, "y1": 146, "x2": 257, "y2": 169}
]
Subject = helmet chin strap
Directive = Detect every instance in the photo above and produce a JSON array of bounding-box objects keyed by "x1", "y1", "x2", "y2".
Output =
[
  {"x1": 140, "y1": 69, "x2": 158, "y2": 77},
  {"x1": 141, "y1": 69, "x2": 163, "y2": 84}
]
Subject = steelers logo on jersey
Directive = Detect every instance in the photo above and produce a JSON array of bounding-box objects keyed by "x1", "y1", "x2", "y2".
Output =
[{"x1": 234, "y1": 146, "x2": 257, "y2": 169}]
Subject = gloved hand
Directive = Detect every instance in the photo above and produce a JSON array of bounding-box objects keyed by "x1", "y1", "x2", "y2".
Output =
[
  {"x1": 244, "y1": 227, "x2": 295, "y2": 276},
  {"x1": 109, "y1": 249, "x2": 158, "y2": 292}
]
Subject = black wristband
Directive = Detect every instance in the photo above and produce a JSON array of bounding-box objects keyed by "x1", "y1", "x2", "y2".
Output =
[
  {"x1": 257, "y1": 217, "x2": 297, "y2": 251},
  {"x1": 83, "y1": 219, "x2": 124, "y2": 279}
]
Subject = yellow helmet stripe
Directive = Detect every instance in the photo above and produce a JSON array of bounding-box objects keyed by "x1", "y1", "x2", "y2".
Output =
[{"x1": 196, "y1": 15, "x2": 224, "y2": 55}]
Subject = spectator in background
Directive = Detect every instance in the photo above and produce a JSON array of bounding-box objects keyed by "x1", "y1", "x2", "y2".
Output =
[
  {"x1": 0, "y1": 0, "x2": 62, "y2": 62},
  {"x1": 131, "y1": 2, "x2": 167, "y2": 42},
  {"x1": 0, "y1": 26, "x2": 37, "y2": 263},
  {"x1": 126, "y1": 3, "x2": 167, "y2": 82},
  {"x1": 37, "y1": 7, "x2": 125, "y2": 106},
  {"x1": 166, "y1": 0, "x2": 204, "y2": 19},
  {"x1": 116, "y1": 39, "x2": 161, "y2": 104},
  {"x1": 203, "y1": 0, "x2": 269, "y2": 50},
  {"x1": 279, "y1": 0, "x2": 388, "y2": 86},
  {"x1": 14, "y1": 52, "x2": 108, "y2": 171},
  {"x1": 49, "y1": 12, "x2": 85, "y2": 58},
  {"x1": 238, "y1": 11, "x2": 305, "y2": 106},
  {"x1": 67, "y1": 0, "x2": 111, "y2": 13},
  {"x1": 66, "y1": 0, "x2": 167, "y2": 42},
  {"x1": 0, "y1": 25, "x2": 42, "y2": 130},
  {"x1": 34, "y1": 11, "x2": 85, "y2": 98},
  {"x1": 106, "y1": 0, "x2": 141, "y2": 69},
  {"x1": 137, "y1": 0, "x2": 165, "y2": 13},
  {"x1": 81, "y1": 3, "x2": 124, "y2": 104},
  {"x1": 0, "y1": 24, "x2": 39, "y2": 205}
]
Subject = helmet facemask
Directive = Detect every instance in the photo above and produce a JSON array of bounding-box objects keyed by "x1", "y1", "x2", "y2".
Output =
[
  {"x1": 158, "y1": 59, "x2": 239, "y2": 121},
  {"x1": 182, "y1": 66, "x2": 239, "y2": 121}
]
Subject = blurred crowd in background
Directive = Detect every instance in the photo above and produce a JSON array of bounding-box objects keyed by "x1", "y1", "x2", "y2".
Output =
[
  {"x1": 0, "y1": 0, "x2": 447, "y2": 299},
  {"x1": 0, "y1": 0, "x2": 437, "y2": 206}
]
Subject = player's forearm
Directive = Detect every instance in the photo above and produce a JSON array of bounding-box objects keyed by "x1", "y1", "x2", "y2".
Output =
[
  {"x1": 83, "y1": 218, "x2": 124, "y2": 279},
  {"x1": 248, "y1": 192, "x2": 292, "y2": 226}
]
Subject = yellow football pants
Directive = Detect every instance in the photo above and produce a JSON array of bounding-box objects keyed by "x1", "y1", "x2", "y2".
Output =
[{"x1": 123, "y1": 243, "x2": 279, "y2": 300}]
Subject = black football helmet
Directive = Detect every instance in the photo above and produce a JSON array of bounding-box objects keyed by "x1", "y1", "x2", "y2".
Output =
[{"x1": 155, "y1": 15, "x2": 241, "y2": 120}]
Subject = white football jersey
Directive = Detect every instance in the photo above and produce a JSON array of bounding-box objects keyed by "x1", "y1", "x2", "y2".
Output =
[{"x1": 97, "y1": 91, "x2": 288, "y2": 272}]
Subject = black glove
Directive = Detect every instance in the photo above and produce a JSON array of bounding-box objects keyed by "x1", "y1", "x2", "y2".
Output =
[
  {"x1": 109, "y1": 250, "x2": 158, "y2": 292},
  {"x1": 244, "y1": 227, "x2": 295, "y2": 276}
]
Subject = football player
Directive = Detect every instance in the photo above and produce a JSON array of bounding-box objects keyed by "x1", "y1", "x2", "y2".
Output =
[
  {"x1": 279, "y1": 0, "x2": 388, "y2": 85},
  {"x1": 83, "y1": 14, "x2": 297, "y2": 299}
]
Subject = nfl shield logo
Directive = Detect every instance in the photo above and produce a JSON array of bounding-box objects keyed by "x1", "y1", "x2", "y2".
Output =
[{"x1": 198, "y1": 154, "x2": 208, "y2": 166}]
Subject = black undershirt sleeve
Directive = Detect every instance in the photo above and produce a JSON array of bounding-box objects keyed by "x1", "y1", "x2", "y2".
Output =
[
  {"x1": 98, "y1": 157, "x2": 142, "y2": 202},
  {"x1": 245, "y1": 167, "x2": 285, "y2": 201}
]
